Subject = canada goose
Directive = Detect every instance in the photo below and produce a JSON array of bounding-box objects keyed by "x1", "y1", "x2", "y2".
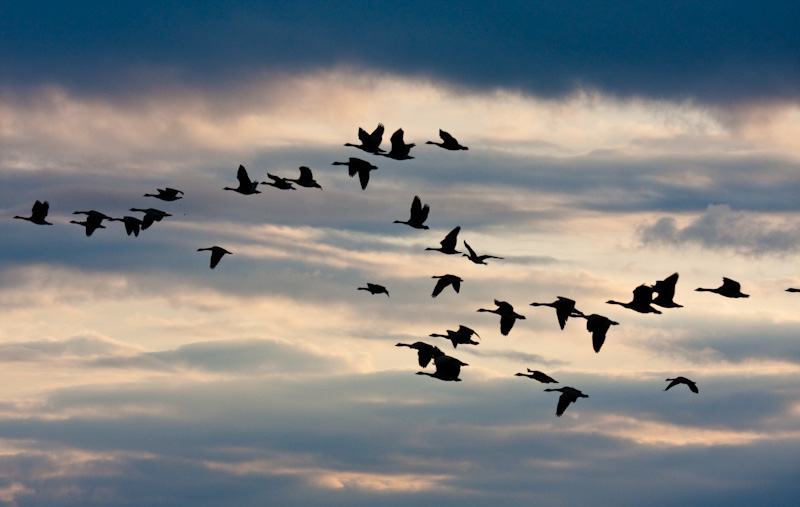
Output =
[
  {"x1": 416, "y1": 354, "x2": 468, "y2": 381},
  {"x1": 544, "y1": 386, "x2": 588, "y2": 416},
  {"x1": 477, "y1": 300, "x2": 526, "y2": 336},
  {"x1": 787, "y1": 288, "x2": 800, "y2": 293},
  {"x1": 431, "y1": 274, "x2": 463, "y2": 298},
  {"x1": 129, "y1": 208, "x2": 171, "y2": 230},
  {"x1": 606, "y1": 284, "x2": 662, "y2": 314},
  {"x1": 395, "y1": 341, "x2": 443, "y2": 367},
  {"x1": 358, "y1": 283, "x2": 390, "y2": 297},
  {"x1": 393, "y1": 195, "x2": 430, "y2": 229},
  {"x1": 381, "y1": 128, "x2": 415, "y2": 160},
  {"x1": 288, "y1": 166, "x2": 322, "y2": 189},
  {"x1": 664, "y1": 376, "x2": 698, "y2": 393},
  {"x1": 515, "y1": 369, "x2": 558, "y2": 384},
  {"x1": 426, "y1": 129, "x2": 468, "y2": 150},
  {"x1": 572, "y1": 312, "x2": 618, "y2": 353},
  {"x1": 108, "y1": 216, "x2": 144, "y2": 237},
  {"x1": 71, "y1": 210, "x2": 111, "y2": 236},
  {"x1": 224, "y1": 165, "x2": 261, "y2": 195},
  {"x1": 344, "y1": 123, "x2": 385, "y2": 154},
  {"x1": 425, "y1": 226, "x2": 461, "y2": 254},
  {"x1": 197, "y1": 246, "x2": 232, "y2": 269},
  {"x1": 14, "y1": 200, "x2": 52, "y2": 225},
  {"x1": 696, "y1": 277, "x2": 749, "y2": 298},
  {"x1": 144, "y1": 188, "x2": 183, "y2": 201},
  {"x1": 529, "y1": 296, "x2": 579, "y2": 330},
  {"x1": 429, "y1": 325, "x2": 480, "y2": 348},
  {"x1": 262, "y1": 173, "x2": 296, "y2": 190},
  {"x1": 462, "y1": 241, "x2": 503, "y2": 265},
  {"x1": 332, "y1": 158, "x2": 378, "y2": 190},
  {"x1": 652, "y1": 273, "x2": 683, "y2": 308}
]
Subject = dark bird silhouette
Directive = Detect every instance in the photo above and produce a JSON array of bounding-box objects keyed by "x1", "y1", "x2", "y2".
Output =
[
  {"x1": 129, "y1": 208, "x2": 171, "y2": 230},
  {"x1": 664, "y1": 376, "x2": 699, "y2": 393},
  {"x1": 197, "y1": 246, "x2": 232, "y2": 269},
  {"x1": 224, "y1": 165, "x2": 261, "y2": 195},
  {"x1": 544, "y1": 386, "x2": 589, "y2": 417},
  {"x1": 108, "y1": 216, "x2": 144, "y2": 237},
  {"x1": 288, "y1": 166, "x2": 322, "y2": 189},
  {"x1": 529, "y1": 296, "x2": 578, "y2": 330},
  {"x1": 14, "y1": 200, "x2": 52, "y2": 225},
  {"x1": 431, "y1": 274, "x2": 463, "y2": 298},
  {"x1": 381, "y1": 128, "x2": 415, "y2": 160},
  {"x1": 394, "y1": 195, "x2": 430, "y2": 229},
  {"x1": 395, "y1": 341, "x2": 443, "y2": 367},
  {"x1": 416, "y1": 353, "x2": 468, "y2": 381},
  {"x1": 425, "y1": 226, "x2": 461, "y2": 254},
  {"x1": 426, "y1": 129, "x2": 468, "y2": 150},
  {"x1": 652, "y1": 273, "x2": 683, "y2": 308},
  {"x1": 462, "y1": 241, "x2": 503, "y2": 265},
  {"x1": 606, "y1": 284, "x2": 662, "y2": 314},
  {"x1": 696, "y1": 277, "x2": 749, "y2": 298},
  {"x1": 477, "y1": 300, "x2": 526, "y2": 336},
  {"x1": 71, "y1": 210, "x2": 111, "y2": 236},
  {"x1": 332, "y1": 158, "x2": 378, "y2": 190},
  {"x1": 262, "y1": 173, "x2": 296, "y2": 190},
  {"x1": 515, "y1": 369, "x2": 558, "y2": 384},
  {"x1": 144, "y1": 188, "x2": 183, "y2": 201},
  {"x1": 344, "y1": 123, "x2": 385, "y2": 154},
  {"x1": 358, "y1": 283, "x2": 390, "y2": 297},
  {"x1": 787, "y1": 288, "x2": 800, "y2": 293},
  {"x1": 429, "y1": 325, "x2": 480, "y2": 348},
  {"x1": 573, "y1": 312, "x2": 618, "y2": 353}
]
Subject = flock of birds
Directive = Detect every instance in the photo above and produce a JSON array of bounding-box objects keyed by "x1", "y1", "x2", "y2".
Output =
[{"x1": 12, "y1": 123, "x2": 799, "y2": 417}]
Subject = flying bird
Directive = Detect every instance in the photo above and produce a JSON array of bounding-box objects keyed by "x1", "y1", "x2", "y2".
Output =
[
  {"x1": 425, "y1": 226, "x2": 461, "y2": 254},
  {"x1": 129, "y1": 208, "x2": 171, "y2": 230},
  {"x1": 664, "y1": 376, "x2": 699, "y2": 393},
  {"x1": 606, "y1": 284, "x2": 662, "y2": 314},
  {"x1": 652, "y1": 273, "x2": 683, "y2": 308},
  {"x1": 431, "y1": 274, "x2": 463, "y2": 298},
  {"x1": 357, "y1": 283, "x2": 390, "y2": 297},
  {"x1": 429, "y1": 325, "x2": 480, "y2": 348},
  {"x1": 344, "y1": 123, "x2": 385, "y2": 154},
  {"x1": 108, "y1": 216, "x2": 144, "y2": 237},
  {"x1": 696, "y1": 277, "x2": 749, "y2": 298},
  {"x1": 262, "y1": 174, "x2": 296, "y2": 190},
  {"x1": 393, "y1": 195, "x2": 430, "y2": 229},
  {"x1": 415, "y1": 354, "x2": 468, "y2": 381},
  {"x1": 529, "y1": 296, "x2": 579, "y2": 330},
  {"x1": 332, "y1": 158, "x2": 378, "y2": 190},
  {"x1": 515, "y1": 369, "x2": 558, "y2": 384},
  {"x1": 288, "y1": 166, "x2": 322, "y2": 189},
  {"x1": 224, "y1": 165, "x2": 261, "y2": 195},
  {"x1": 462, "y1": 241, "x2": 503, "y2": 265},
  {"x1": 144, "y1": 188, "x2": 183, "y2": 201},
  {"x1": 14, "y1": 200, "x2": 52, "y2": 225},
  {"x1": 787, "y1": 288, "x2": 800, "y2": 293},
  {"x1": 544, "y1": 386, "x2": 589, "y2": 417},
  {"x1": 395, "y1": 342, "x2": 444, "y2": 367},
  {"x1": 573, "y1": 312, "x2": 618, "y2": 353},
  {"x1": 71, "y1": 210, "x2": 112, "y2": 237},
  {"x1": 426, "y1": 129, "x2": 468, "y2": 150},
  {"x1": 197, "y1": 246, "x2": 232, "y2": 269},
  {"x1": 381, "y1": 128, "x2": 415, "y2": 160},
  {"x1": 477, "y1": 300, "x2": 526, "y2": 336}
]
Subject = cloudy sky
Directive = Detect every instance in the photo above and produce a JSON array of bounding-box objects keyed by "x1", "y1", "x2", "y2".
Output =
[{"x1": 2, "y1": 2, "x2": 800, "y2": 505}]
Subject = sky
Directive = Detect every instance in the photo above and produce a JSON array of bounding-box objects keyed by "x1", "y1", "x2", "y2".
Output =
[{"x1": 1, "y1": 1, "x2": 800, "y2": 505}]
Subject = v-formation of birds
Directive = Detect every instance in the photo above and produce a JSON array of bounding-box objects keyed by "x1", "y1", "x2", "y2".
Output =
[{"x1": 12, "y1": 123, "x2": 794, "y2": 417}]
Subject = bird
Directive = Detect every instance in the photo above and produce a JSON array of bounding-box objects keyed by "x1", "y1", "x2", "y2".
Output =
[
  {"x1": 529, "y1": 297, "x2": 579, "y2": 330},
  {"x1": 429, "y1": 325, "x2": 480, "y2": 348},
  {"x1": 462, "y1": 241, "x2": 503, "y2": 265},
  {"x1": 393, "y1": 195, "x2": 430, "y2": 229},
  {"x1": 787, "y1": 288, "x2": 800, "y2": 293},
  {"x1": 652, "y1": 273, "x2": 683, "y2": 308},
  {"x1": 357, "y1": 283, "x2": 390, "y2": 297},
  {"x1": 664, "y1": 376, "x2": 698, "y2": 393},
  {"x1": 197, "y1": 246, "x2": 232, "y2": 269},
  {"x1": 477, "y1": 300, "x2": 526, "y2": 336},
  {"x1": 515, "y1": 369, "x2": 558, "y2": 384},
  {"x1": 395, "y1": 342, "x2": 444, "y2": 367},
  {"x1": 344, "y1": 123, "x2": 385, "y2": 154},
  {"x1": 606, "y1": 284, "x2": 662, "y2": 314},
  {"x1": 262, "y1": 173, "x2": 296, "y2": 190},
  {"x1": 143, "y1": 188, "x2": 183, "y2": 201},
  {"x1": 572, "y1": 312, "x2": 618, "y2": 353},
  {"x1": 224, "y1": 165, "x2": 261, "y2": 195},
  {"x1": 415, "y1": 353, "x2": 468, "y2": 381},
  {"x1": 380, "y1": 128, "x2": 415, "y2": 160},
  {"x1": 71, "y1": 210, "x2": 111, "y2": 237},
  {"x1": 14, "y1": 200, "x2": 52, "y2": 225},
  {"x1": 332, "y1": 158, "x2": 378, "y2": 190},
  {"x1": 287, "y1": 166, "x2": 322, "y2": 189},
  {"x1": 108, "y1": 216, "x2": 144, "y2": 237},
  {"x1": 696, "y1": 277, "x2": 749, "y2": 298},
  {"x1": 426, "y1": 129, "x2": 468, "y2": 150},
  {"x1": 431, "y1": 274, "x2": 463, "y2": 298},
  {"x1": 425, "y1": 226, "x2": 461, "y2": 254},
  {"x1": 129, "y1": 208, "x2": 171, "y2": 230},
  {"x1": 544, "y1": 386, "x2": 589, "y2": 417}
]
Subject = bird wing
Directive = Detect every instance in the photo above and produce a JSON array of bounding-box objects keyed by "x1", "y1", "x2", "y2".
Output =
[
  {"x1": 237, "y1": 165, "x2": 252, "y2": 187},
  {"x1": 440, "y1": 226, "x2": 460, "y2": 249},
  {"x1": 722, "y1": 277, "x2": 741, "y2": 292},
  {"x1": 298, "y1": 166, "x2": 313, "y2": 181},
  {"x1": 451, "y1": 277, "x2": 461, "y2": 293},
  {"x1": 357, "y1": 167, "x2": 371, "y2": 190},
  {"x1": 390, "y1": 128, "x2": 405, "y2": 147},
  {"x1": 499, "y1": 314, "x2": 516, "y2": 336},
  {"x1": 431, "y1": 277, "x2": 448, "y2": 298},
  {"x1": 688, "y1": 380, "x2": 699, "y2": 393},
  {"x1": 357, "y1": 127, "x2": 370, "y2": 145},
  {"x1": 664, "y1": 379, "x2": 680, "y2": 391},
  {"x1": 369, "y1": 123, "x2": 384, "y2": 145},
  {"x1": 463, "y1": 241, "x2": 477, "y2": 259},
  {"x1": 632, "y1": 284, "x2": 655, "y2": 305},
  {"x1": 439, "y1": 129, "x2": 457, "y2": 145},
  {"x1": 33, "y1": 200, "x2": 49, "y2": 218},
  {"x1": 555, "y1": 392, "x2": 575, "y2": 417}
]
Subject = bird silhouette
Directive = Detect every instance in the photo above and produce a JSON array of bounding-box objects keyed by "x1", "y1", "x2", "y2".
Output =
[
  {"x1": 425, "y1": 226, "x2": 461, "y2": 254},
  {"x1": 262, "y1": 173, "x2": 296, "y2": 190},
  {"x1": 477, "y1": 300, "x2": 526, "y2": 336},
  {"x1": 696, "y1": 277, "x2": 749, "y2": 298},
  {"x1": 288, "y1": 166, "x2": 322, "y2": 189},
  {"x1": 394, "y1": 195, "x2": 430, "y2": 229},
  {"x1": 787, "y1": 288, "x2": 800, "y2": 293},
  {"x1": 395, "y1": 341, "x2": 444, "y2": 367},
  {"x1": 529, "y1": 296, "x2": 579, "y2": 330},
  {"x1": 431, "y1": 274, "x2": 463, "y2": 298},
  {"x1": 108, "y1": 216, "x2": 144, "y2": 237},
  {"x1": 129, "y1": 208, "x2": 171, "y2": 230},
  {"x1": 606, "y1": 284, "x2": 662, "y2": 314},
  {"x1": 358, "y1": 283, "x2": 390, "y2": 297},
  {"x1": 652, "y1": 273, "x2": 683, "y2": 308},
  {"x1": 415, "y1": 353, "x2": 468, "y2": 381},
  {"x1": 332, "y1": 158, "x2": 378, "y2": 190},
  {"x1": 515, "y1": 369, "x2": 558, "y2": 384},
  {"x1": 14, "y1": 200, "x2": 52, "y2": 225},
  {"x1": 572, "y1": 312, "x2": 618, "y2": 353},
  {"x1": 544, "y1": 386, "x2": 589, "y2": 416},
  {"x1": 381, "y1": 128, "x2": 415, "y2": 160},
  {"x1": 144, "y1": 188, "x2": 183, "y2": 201},
  {"x1": 344, "y1": 123, "x2": 385, "y2": 154},
  {"x1": 664, "y1": 376, "x2": 698, "y2": 393},
  {"x1": 71, "y1": 210, "x2": 111, "y2": 236},
  {"x1": 426, "y1": 129, "x2": 468, "y2": 150},
  {"x1": 197, "y1": 246, "x2": 232, "y2": 269},
  {"x1": 224, "y1": 165, "x2": 261, "y2": 195},
  {"x1": 462, "y1": 241, "x2": 503, "y2": 265},
  {"x1": 429, "y1": 325, "x2": 480, "y2": 348}
]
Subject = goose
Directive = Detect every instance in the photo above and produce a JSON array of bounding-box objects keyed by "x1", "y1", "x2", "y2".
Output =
[
  {"x1": 431, "y1": 274, "x2": 463, "y2": 298},
  {"x1": 197, "y1": 246, "x2": 232, "y2": 269},
  {"x1": 652, "y1": 273, "x2": 683, "y2": 308},
  {"x1": 515, "y1": 369, "x2": 558, "y2": 384},
  {"x1": 426, "y1": 129, "x2": 468, "y2": 150},
  {"x1": 71, "y1": 210, "x2": 111, "y2": 237},
  {"x1": 572, "y1": 312, "x2": 618, "y2": 353},
  {"x1": 224, "y1": 165, "x2": 261, "y2": 195},
  {"x1": 425, "y1": 226, "x2": 461, "y2": 254},
  {"x1": 544, "y1": 386, "x2": 589, "y2": 417},
  {"x1": 344, "y1": 123, "x2": 385, "y2": 154},
  {"x1": 108, "y1": 216, "x2": 144, "y2": 237},
  {"x1": 357, "y1": 283, "x2": 390, "y2": 297},
  {"x1": 380, "y1": 128, "x2": 415, "y2": 160},
  {"x1": 332, "y1": 158, "x2": 378, "y2": 190},
  {"x1": 664, "y1": 376, "x2": 698, "y2": 393},
  {"x1": 462, "y1": 241, "x2": 503, "y2": 265},
  {"x1": 129, "y1": 208, "x2": 171, "y2": 230},
  {"x1": 262, "y1": 173, "x2": 296, "y2": 190},
  {"x1": 529, "y1": 296, "x2": 579, "y2": 330},
  {"x1": 477, "y1": 300, "x2": 526, "y2": 336},
  {"x1": 288, "y1": 166, "x2": 322, "y2": 189},
  {"x1": 429, "y1": 325, "x2": 480, "y2": 348},
  {"x1": 395, "y1": 342, "x2": 444, "y2": 367},
  {"x1": 393, "y1": 195, "x2": 430, "y2": 229},
  {"x1": 144, "y1": 188, "x2": 183, "y2": 201},
  {"x1": 416, "y1": 353, "x2": 468, "y2": 381},
  {"x1": 606, "y1": 284, "x2": 662, "y2": 314},
  {"x1": 696, "y1": 277, "x2": 749, "y2": 298},
  {"x1": 14, "y1": 200, "x2": 52, "y2": 225},
  {"x1": 787, "y1": 288, "x2": 800, "y2": 293}
]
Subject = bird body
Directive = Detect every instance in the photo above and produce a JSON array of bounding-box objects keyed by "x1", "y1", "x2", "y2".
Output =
[
  {"x1": 344, "y1": 123, "x2": 385, "y2": 154},
  {"x1": 696, "y1": 277, "x2": 749, "y2": 298},
  {"x1": 477, "y1": 300, "x2": 526, "y2": 336},
  {"x1": 544, "y1": 386, "x2": 588, "y2": 416},
  {"x1": 429, "y1": 325, "x2": 480, "y2": 348},
  {"x1": 573, "y1": 312, "x2": 618, "y2": 352},
  {"x1": 263, "y1": 173, "x2": 296, "y2": 190},
  {"x1": 426, "y1": 226, "x2": 461, "y2": 254},
  {"x1": 109, "y1": 216, "x2": 144, "y2": 237},
  {"x1": 664, "y1": 376, "x2": 698, "y2": 393},
  {"x1": 396, "y1": 341, "x2": 443, "y2": 367},
  {"x1": 381, "y1": 128, "x2": 415, "y2": 160},
  {"x1": 606, "y1": 284, "x2": 662, "y2": 314},
  {"x1": 288, "y1": 166, "x2": 322, "y2": 189},
  {"x1": 394, "y1": 195, "x2": 430, "y2": 229},
  {"x1": 515, "y1": 369, "x2": 558, "y2": 383},
  {"x1": 426, "y1": 129, "x2": 468, "y2": 150},
  {"x1": 462, "y1": 241, "x2": 502, "y2": 265},
  {"x1": 333, "y1": 158, "x2": 378, "y2": 190},
  {"x1": 71, "y1": 210, "x2": 111, "y2": 236},
  {"x1": 652, "y1": 273, "x2": 683, "y2": 308},
  {"x1": 431, "y1": 274, "x2": 463, "y2": 298},
  {"x1": 129, "y1": 208, "x2": 171, "y2": 230},
  {"x1": 415, "y1": 353, "x2": 467, "y2": 381},
  {"x1": 14, "y1": 200, "x2": 52, "y2": 225},
  {"x1": 144, "y1": 188, "x2": 183, "y2": 201},
  {"x1": 529, "y1": 296, "x2": 578, "y2": 330},
  {"x1": 358, "y1": 283, "x2": 390, "y2": 297},
  {"x1": 197, "y1": 246, "x2": 232, "y2": 269},
  {"x1": 224, "y1": 165, "x2": 261, "y2": 194}
]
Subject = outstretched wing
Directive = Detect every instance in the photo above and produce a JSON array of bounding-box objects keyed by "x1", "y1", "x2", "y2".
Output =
[
  {"x1": 237, "y1": 165, "x2": 252, "y2": 187},
  {"x1": 439, "y1": 129, "x2": 457, "y2": 144}
]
